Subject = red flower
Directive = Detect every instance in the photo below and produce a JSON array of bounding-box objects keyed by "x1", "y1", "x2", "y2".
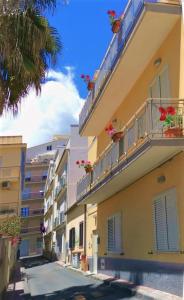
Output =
[
  {"x1": 81, "y1": 160, "x2": 85, "y2": 164},
  {"x1": 111, "y1": 10, "x2": 116, "y2": 17},
  {"x1": 85, "y1": 75, "x2": 90, "y2": 81},
  {"x1": 160, "y1": 113, "x2": 167, "y2": 121},
  {"x1": 167, "y1": 106, "x2": 176, "y2": 115},
  {"x1": 159, "y1": 107, "x2": 166, "y2": 114},
  {"x1": 76, "y1": 160, "x2": 80, "y2": 165}
]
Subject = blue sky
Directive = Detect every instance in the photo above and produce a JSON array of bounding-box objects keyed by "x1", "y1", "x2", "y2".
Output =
[
  {"x1": 0, "y1": 0, "x2": 128, "y2": 146},
  {"x1": 47, "y1": 0, "x2": 127, "y2": 98}
]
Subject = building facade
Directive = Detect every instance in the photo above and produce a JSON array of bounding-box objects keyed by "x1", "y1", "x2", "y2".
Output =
[
  {"x1": 77, "y1": 0, "x2": 184, "y2": 297},
  {"x1": 20, "y1": 136, "x2": 68, "y2": 257},
  {"x1": 43, "y1": 125, "x2": 88, "y2": 267},
  {"x1": 0, "y1": 136, "x2": 26, "y2": 298}
]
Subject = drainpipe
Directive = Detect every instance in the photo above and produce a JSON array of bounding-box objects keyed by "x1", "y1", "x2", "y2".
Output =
[{"x1": 84, "y1": 204, "x2": 87, "y2": 257}]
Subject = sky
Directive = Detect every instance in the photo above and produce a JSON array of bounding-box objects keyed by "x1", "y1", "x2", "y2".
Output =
[{"x1": 0, "y1": 0, "x2": 127, "y2": 147}]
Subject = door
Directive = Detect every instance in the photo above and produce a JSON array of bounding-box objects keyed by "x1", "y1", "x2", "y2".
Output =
[
  {"x1": 92, "y1": 234, "x2": 98, "y2": 274},
  {"x1": 149, "y1": 66, "x2": 170, "y2": 133},
  {"x1": 20, "y1": 239, "x2": 29, "y2": 257}
]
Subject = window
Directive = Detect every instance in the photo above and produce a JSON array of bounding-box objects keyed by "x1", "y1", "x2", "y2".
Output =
[
  {"x1": 153, "y1": 188, "x2": 179, "y2": 252},
  {"x1": 69, "y1": 227, "x2": 75, "y2": 249},
  {"x1": 46, "y1": 145, "x2": 52, "y2": 151},
  {"x1": 107, "y1": 213, "x2": 122, "y2": 253},
  {"x1": 79, "y1": 222, "x2": 84, "y2": 247},
  {"x1": 21, "y1": 207, "x2": 29, "y2": 217}
]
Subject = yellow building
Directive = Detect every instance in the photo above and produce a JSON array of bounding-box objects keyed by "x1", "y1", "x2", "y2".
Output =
[
  {"x1": 77, "y1": 1, "x2": 184, "y2": 297},
  {"x1": 0, "y1": 136, "x2": 26, "y2": 299}
]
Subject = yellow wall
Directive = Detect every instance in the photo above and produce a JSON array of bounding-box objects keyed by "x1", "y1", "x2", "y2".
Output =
[
  {"x1": 98, "y1": 152, "x2": 184, "y2": 263},
  {"x1": 97, "y1": 20, "x2": 181, "y2": 156}
]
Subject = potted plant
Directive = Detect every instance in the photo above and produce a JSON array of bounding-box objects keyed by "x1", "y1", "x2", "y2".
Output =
[
  {"x1": 76, "y1": 160, "x2": 93, "y2": 174},
  {"x1": 107, "y1": 10, "x2": 121, "y2": 33},
  {"x1": 159, "y1": 106, "x2": 183, "y2": 137},
  {"x1": 105, "y1": 123, "x2": 123, "y2": 143},
  {"x1": 81, "y1": 74, "x2": 94, "y2": 91}
]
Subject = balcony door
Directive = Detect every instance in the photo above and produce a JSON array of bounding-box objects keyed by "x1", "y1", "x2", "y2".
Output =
[{"x1": 149, "y1": 66, "x2": 170, "y2": 133}]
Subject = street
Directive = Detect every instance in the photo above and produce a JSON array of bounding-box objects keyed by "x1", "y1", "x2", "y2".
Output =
[{"x1": 23, "y1": 261, "x2": 139, "y2": 300}]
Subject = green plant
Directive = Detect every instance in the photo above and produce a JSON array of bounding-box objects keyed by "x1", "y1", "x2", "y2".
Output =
[{"x1": 0, "y1": 216, "x2": 22, "y2": 237}]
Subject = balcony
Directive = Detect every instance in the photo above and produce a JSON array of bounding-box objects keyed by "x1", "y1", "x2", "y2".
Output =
[
  {"x1": 21, "y1": 226, "x2": 41, "y2": 235},
  {"x1": 0, "y1": 166, "x2": 20, "y2": 182},
  {"x1": 55, "y1": 176, "x2": 67, "y2": 200},
  {"x1": 0, "y1": 203, "x2": 19, "y2": 217},
  {"x1": 54, "y1": 212, "x2": 65, "y2": 229},
  {"x1": 79, "y1": 0, "x2": 181, "y2": 136},
  {"x1": 25, "y1": 175, "x2": 47, "y2": 184},
  {"x1": 77, "y1": 99, "x2": 184, "y2": 204},
  {"x1": 21, "y1": 208, "x2": 44, "y2": 218},
  {"x1": 22, "y1": 191, "x2": 44, "y2": 200}
]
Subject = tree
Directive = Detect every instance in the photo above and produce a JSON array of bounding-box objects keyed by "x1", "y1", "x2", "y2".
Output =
[{"x1": 0, "y1": 0, "x2": 61, "y2": 114}]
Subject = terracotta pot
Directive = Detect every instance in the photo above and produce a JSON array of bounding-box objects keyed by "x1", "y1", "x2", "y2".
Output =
[
  {"x1": 87, "y1": 81, "x2": 95, "y2": 91},
  {"x1": 85, "y1": 166, "x2": 92, "y2": 174},
  {"x1": 111, "y1": 131, "x2": 123, "y2": 143},
  {"x1": 164, "y1": 127, "x2": 183, "y2": 138},
  {"x1": 112, "y1": 19, "x2": 121, "y2": 33}
]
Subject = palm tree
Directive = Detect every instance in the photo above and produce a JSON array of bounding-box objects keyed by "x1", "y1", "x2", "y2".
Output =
[{"x1": 0, "y1": 0, "x2": 61, "y2": 114}]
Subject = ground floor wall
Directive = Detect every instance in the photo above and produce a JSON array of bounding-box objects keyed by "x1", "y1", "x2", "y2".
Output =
[
  {"x1": 96, "y1": 152, "x2": 184, "y2": 296},
  {"x1": 20, "y1": 234, "x2": 43, "y2": 257},
  {"x1": 86, "y1": 204, "x2": 97, "y2": 273}
]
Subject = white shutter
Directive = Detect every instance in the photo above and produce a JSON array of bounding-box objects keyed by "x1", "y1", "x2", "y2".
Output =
[
  {"x1": 114, "y1": 213, "x2": 122, "y2": 252},
  {"x1": 153, "y1": 196, "x2": 168, "y2": 252},
  {"x1": 150, "y1": 77, "x2": 160, "y2": 98},
  {"x1": 160, "y1": 67, "x2": 170, "y2": 99},
  {"x1": 107, "y1": 217, "x2": 115, "y2": 252},
  {"x1": 165, "y1": 189, "x2": 179, "y2": 251}
]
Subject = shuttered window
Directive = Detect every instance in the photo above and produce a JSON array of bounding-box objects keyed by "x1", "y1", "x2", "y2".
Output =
[
  {"x1": 79, "y1": 222, "x2": 84, "y2": 247},
  {"x1": 69, "y1": 228, "x2": 75, "y2": 249},
  {"x1": 153, "y1": 188, "x2": 179, "y2": 252},
  {"x1": 107, "y1": 213, "x2": 122, "y2": 253}
]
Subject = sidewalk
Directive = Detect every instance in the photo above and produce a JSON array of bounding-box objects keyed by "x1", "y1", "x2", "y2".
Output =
[
  {"x1": 4, "y1": 262, "x2": 25, "y2": 300},
  {"x1": 56, "y1": 261, "x2": 182, "y2": 300}
]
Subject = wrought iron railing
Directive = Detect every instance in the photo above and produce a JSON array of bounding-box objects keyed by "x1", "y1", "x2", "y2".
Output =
[
  {"x1": 22, "y1": 191, "x2": 44, "y2": 200},
  {"x1": 21, "y1": 208, "x2": 44, "y2": 217},
  {"x1": 79, "y1": 0, "x2": 180, "y2": 132},
  {"x1": 55, "y1": 175, "x2": 67, "y2": 198},
  {"x1": 25, "y1": 175, "x2": 47, "y2": 183},
  {"x1": 0, "y1": 204, "x2": 18, "y2": 216},
  {"x1": 77, "y1": 99, "x2": 184, "y2": 201}
]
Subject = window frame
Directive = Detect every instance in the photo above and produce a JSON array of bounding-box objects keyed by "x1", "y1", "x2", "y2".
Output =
[{"x1": 107, "y1": 212, "x2": 122, "y2": 254}]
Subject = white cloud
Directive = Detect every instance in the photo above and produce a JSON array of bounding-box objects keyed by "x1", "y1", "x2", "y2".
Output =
[{"x1": 0, "y1": 69, "x2": 84, "y2": 147}]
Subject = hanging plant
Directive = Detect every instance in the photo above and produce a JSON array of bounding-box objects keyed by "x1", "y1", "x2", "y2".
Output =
[
  {"x1": 76, "y1": 160, "x2": 93, "y2": 173},
  {"x1": 107, "y1": 10, "x2": 121, "y2": 33},
  {"x1": 159, "y1": 106, "x2": 183, "y2": 137},
  {"x1": 80, "y1": 74, "x2": 95, "y2": 91},
  {"x1": 105, "y1": 121, "x2": 123, "y2": 143}
]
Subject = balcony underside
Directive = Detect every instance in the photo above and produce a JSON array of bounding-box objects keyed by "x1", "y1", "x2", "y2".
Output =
[
  {"x1": 78, "y1": 139, "x2": 184, "y2": 205},
  {"x1": 81, "y1": 3, "x2": 181, "y2": 136}
]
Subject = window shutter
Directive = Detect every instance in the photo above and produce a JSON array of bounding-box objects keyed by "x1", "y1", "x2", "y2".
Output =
[
  {"x1": 153, "y1": 196, "x2": 168, "y2": 251},
  {"x1": 165, "y1": 189, "x2": 179, "y2": 251},
  {"x1": 107, "y1": 217, "x2": 115, "y2": 252},
  {"x1": 115, "y1": 213, "x2": 122, "y2": 252}
]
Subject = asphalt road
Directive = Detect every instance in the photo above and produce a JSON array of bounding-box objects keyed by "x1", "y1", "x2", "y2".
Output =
[{"x1": 25, "y1": 261, "x2": 139, "y2": 300}]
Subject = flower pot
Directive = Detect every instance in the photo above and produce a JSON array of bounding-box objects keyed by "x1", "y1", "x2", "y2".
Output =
[
  {"x1": 164, "y1": 127, "x2": 183, "y2": 137},
  {"x1": 87, "y1": 81, "x2": 94, "y2": 91},
  {"x1": 85, "y1": 166, "x2": 92, "y2": 174},
  {"x1": 112, "y1": 19, "x2": 121, "y2": 33},
  {"x1": 111, "y1": 131, "x2": 123, "y2": 143}
]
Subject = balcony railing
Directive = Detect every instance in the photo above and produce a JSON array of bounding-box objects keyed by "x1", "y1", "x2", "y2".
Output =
[
  {"x1": 21, "y1": 227, "x2": 41, "y2": 234},
  {"x1": 22, "y1": 191, "x2": 44, "y2": 200},
  {"x1": 55, "y1": 176, "x2": 67, "y2": 199},
  {"x1": 21, "y1": 208, "x2": 44, "y2": 218},
  {"x1": 0, "y1": 166, "x2": 20, "y2": 181},
  {"x1": 77, "y1": 98, "x2": 184, "y2": 201},
  {"x1": 25, "y1": 175, "x2": 47, "y2": 183},
  {"x1": 54, "y1": 212, "x2": 65, "y2": 228},
  {"x1": 79, "y1": 0, "x2": 180, "y2": 133},
  {"x1": 0, "y1": 204, "x2": 19, "y2": 216}
]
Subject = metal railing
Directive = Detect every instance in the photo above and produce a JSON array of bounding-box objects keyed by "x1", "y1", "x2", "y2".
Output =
[
  {"x1": 25, "y1": 175, "x2": 47, "y2": 183},
  {"x1": 21, "y1": 227, "x2": 41, "y2": 234},
  {"x1": 0, "y1": 166, "x2": 20, "y2": 180},
  {"x1": 77, "y1": 99, "x2": 184, "y2": 200},
  {"x1": 22, "y1": 191, "x2": 44, "y2": 200},
  {"x1": 54, "y1": 212, "x2": 65, "y2": 228},
  {"x1": 21, "y1": 208, "x2": 44, "y2": 217},
  {"x1": 55, "y1": 175, "x2": 67, "y2": 198},
  {"x1": 79, "y1": 0, "x2": 179, "y2": 132},
  {"x1": 0, "y1": 204, "x2": 19, "y2": 216}
]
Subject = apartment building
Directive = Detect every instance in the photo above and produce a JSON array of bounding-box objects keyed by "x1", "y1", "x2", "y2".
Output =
[
  {"x1": 43, "y1": 125, "x2": 88, "y2": 267},
  {"x1": 76, "y1": 0, "x2": 184, "y2": 297},
  {"x1": 20, "y1": 136, "x2": 68, "y2": 257},
  {"x1": 0, "y1": 136, "x2": 26, "y2": 298}
]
